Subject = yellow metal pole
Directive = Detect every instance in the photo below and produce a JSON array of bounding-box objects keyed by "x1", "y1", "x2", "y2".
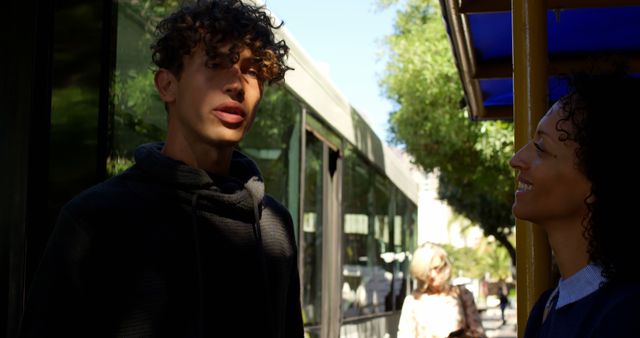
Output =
[{"x1": 511, "y1": 1, "x2": 553, "y2": 337}]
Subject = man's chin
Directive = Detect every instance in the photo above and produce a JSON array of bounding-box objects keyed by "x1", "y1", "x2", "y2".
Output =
[
  {"x1": 206, "y1": 140, "x2": 237, "y2": 148},
  {"x1": 204, "y1": 137, "x2": 241, "y2": 150}
]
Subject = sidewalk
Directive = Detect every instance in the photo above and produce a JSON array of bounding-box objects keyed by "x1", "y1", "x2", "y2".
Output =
[{"x1": 481, "y1": 303, "x2": 517, "y2": 338}]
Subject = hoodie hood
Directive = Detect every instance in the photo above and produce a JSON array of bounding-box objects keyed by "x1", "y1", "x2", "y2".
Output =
[{"x1": 132, "y1": 142, "x2": 265, "y2": 215}]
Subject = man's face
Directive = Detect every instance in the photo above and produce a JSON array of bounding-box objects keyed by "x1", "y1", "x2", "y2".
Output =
[{"x1": 165, "y1": 44, "x2": 263, "y2": 149}]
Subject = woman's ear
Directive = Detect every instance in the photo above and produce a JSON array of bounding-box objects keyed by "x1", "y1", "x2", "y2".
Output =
[{"x1": 154, "y1": 69, "x2": 177, "y2": 103}]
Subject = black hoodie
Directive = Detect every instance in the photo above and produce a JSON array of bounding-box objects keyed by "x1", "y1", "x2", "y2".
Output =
[{"x1": 19, "y1": 142, "x2": 303, "y2": 338}]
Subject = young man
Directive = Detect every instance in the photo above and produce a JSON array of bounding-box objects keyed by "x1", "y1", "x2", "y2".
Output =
[{"x1": 19, "y1": 1, "x2": 303, "y2": 337}]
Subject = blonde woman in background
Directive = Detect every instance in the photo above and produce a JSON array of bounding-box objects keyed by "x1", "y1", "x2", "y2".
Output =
[{"x1": 398, "y1": 243, "x2": 486, "y2": 338}]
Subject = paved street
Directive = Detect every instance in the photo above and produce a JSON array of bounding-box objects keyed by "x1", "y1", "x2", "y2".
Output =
[{"x1": 481, "y1": 302, "x2": 517, "y2": 338}]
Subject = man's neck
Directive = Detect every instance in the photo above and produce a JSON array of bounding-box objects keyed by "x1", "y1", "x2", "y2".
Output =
[{"x1": 162, "y1": 135, "x2": 234, "y2": 175}]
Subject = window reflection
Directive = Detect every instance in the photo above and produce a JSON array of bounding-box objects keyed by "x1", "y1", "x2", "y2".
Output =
[
  {"x1": 301, "y1": 131, "x2": 323, "y2": 329},
  {"x1": 110, "y1": 0, "x2": 175, "y2": 176},
  {"x1": 43, "y1": 0, "x2": 107, "y2": 290},
  {"x1": 342, "y1": 148, "x2": 377, "y2": 317},
  {"x1": 238, "y1": 86, "x2": 302, "y2": 223},
  {"x1": 50, "y1": 1, "x2": 102, "y2": 198},
  {"x1": 342, "y1": 147, "x2": 417, "y2": 318}
]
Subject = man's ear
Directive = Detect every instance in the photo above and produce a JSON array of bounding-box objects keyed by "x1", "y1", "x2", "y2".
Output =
[{"x1": 154, "y1": 69, "x2": 177, "y2": 103}]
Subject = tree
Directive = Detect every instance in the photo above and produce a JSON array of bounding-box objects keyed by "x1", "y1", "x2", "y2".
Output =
[
  {"x1": 379, "y1": 0, "x2": 516, "y2": 265},
  {"x1": 442, "y1": 237, "x2": 513, "y2": 281}
]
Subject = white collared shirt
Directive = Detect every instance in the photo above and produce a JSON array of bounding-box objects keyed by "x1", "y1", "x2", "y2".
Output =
[{"x1": 554, "y1": 263, "x2": 606, "y2": 309}]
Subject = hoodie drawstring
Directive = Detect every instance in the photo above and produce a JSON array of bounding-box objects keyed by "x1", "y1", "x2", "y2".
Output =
[
  {"x1": 245, "y1": 179, "x2": 275, "y2": 338},
  {"x1": 191, "y1": 193, "x2": 204, "y2": 338}
]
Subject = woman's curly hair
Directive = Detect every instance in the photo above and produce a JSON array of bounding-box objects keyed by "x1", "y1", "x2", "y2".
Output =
[
  {"x1": 557, "y1": 67, "x2": 640, "y2": 285},
  {"x1": 151, "y1": 0, "x2": 291, "y2": 84}
]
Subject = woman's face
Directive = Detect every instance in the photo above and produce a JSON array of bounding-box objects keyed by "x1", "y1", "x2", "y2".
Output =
[
  {"x1": 427, "y1": 254, "x2": 450, "y2": 290},
  {"x1": 509, "y1": 101, "x2": 592, "y2": 227}
]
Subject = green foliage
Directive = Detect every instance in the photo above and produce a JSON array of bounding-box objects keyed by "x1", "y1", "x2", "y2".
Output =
[
  {"x1": 113, "y1": 69, "x2": 166, "y2": 141},
  {"x1": 120, "y1": 0, "x2": 180, "y2": 42},
  {"x1": 442, "y1": 237, "x2": 513, "y2": 281},
  {"x1": 442, "y1": 244, "x2": 484, "y2": 279},
  {"x1": 481, "y1": 241, "x2": 512, "y2": 280},
  {"x1": 239, "y1": 85, "x2": 302, "y2": 203},
  {"x1": 108, "y1": 0, "x2": 179, "y2": 176},
  {"x1": 379, "y1": 0, "x2": 516, "y2": 263},
  {"x1": 242, "y1": 85, "x2": 301, "y2": 150},
  {"x1": 106, "y1": 156, "x2": 135, "y2": 177}
]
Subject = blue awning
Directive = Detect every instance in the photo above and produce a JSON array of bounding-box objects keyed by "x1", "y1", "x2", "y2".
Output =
[{"x1": 440, "y1": 1, "x2": 640, "y2": 120}]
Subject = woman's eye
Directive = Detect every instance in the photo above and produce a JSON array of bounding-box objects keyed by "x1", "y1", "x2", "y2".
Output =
[
  {"x1": 432, "y1": 263, "x2": 445, "y2": 271},
  {"x1": 533, "y1": 142, "x2": 544, "y2": 154}
]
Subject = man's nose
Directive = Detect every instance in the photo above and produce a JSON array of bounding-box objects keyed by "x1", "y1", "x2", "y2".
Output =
[{"x1": 223, "y1": 66, "x2": 244, "y2": 101}]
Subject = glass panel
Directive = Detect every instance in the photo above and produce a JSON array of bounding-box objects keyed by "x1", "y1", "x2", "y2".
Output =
[
  {"x1": 341, "y1": 147, "x2": 369, "y2": 318},
  {"x1": 341, "y1": 147, "x2": 395, "y2": 318},
  {"x1": 110, "y1": 0, "x2": 178, "y2": 175},
  {"x1": 49, "y1": 0, "x2": 104, "y2": 222},
  {"x1": 40, "y1": 0, "x2": 106, "y2": 292},
  {"x1": 238, "y1": 86, "x2": 302, "y2": 229},
  {"x1": 302, "y1": 131, "x2": 323, "y2": 329},
  {"x1": 369, "y1": 172, "x2": 394, "y2": 313},
  {"x1": 305, "y1": 113, "x2": 341, "y2": 150},
  {"x1": 403, "y1": 200, "x2": 418, "y2": 295},
  {"x1": 385, "y1": 187, "x2": 401, "y2": 311},
  {"x1": 341, "y1": 147, "x2": 417, "y2": 318},
  {"x1": 392, "y1": 190, "x2": 413, "y2": 310}
]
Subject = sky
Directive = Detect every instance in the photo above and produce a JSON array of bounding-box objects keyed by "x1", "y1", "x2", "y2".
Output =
[{"x1": 262, "y1": 0, "x2": 400, "y2": 143}]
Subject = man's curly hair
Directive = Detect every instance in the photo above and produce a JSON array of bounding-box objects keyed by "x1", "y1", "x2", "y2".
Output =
[
  {"x1": 151, "y1": 0, "x2": 290, "y2": 84},
  {"x1": 557, "y1": 67, "x2": 640, "y2": 285}
]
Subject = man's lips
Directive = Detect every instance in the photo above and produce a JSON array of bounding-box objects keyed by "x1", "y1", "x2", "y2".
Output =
[{"x1": 212, "y1": 103, "x2": 246, "y2": 124}]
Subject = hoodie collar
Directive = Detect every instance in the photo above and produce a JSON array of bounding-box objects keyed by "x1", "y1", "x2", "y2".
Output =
[{"x1": 133, "y1": 142, "x2": 264, "y2": 191}]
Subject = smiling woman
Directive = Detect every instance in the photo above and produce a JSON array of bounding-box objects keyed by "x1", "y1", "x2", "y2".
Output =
[
  {"x1": 510, "y1": 100, "x2": 591, "y2": 233},
  {"x1": 510, "y1": 70, "x2": 640, "y2": 338}
]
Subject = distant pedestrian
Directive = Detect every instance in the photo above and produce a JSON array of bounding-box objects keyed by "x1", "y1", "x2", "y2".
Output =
[
  {"x1": 497, "y1": 282, "x2": 509, "y2": 325},
  {"x1": 510, "y1": 67, "x2": 640, "y2": 337},
  {"x1": 18, "y1": 1, "x2": 302, "y2": 337},
  {"x1": 397, "y1": 243, "x2": 486, "y2": 338}
]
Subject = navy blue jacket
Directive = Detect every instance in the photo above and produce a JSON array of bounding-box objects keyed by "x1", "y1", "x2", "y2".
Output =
[{"x1": 524, "y1": 282, "x2": 640, "y2": 338}]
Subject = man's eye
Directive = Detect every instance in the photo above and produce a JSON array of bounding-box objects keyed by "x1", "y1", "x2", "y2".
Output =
[
  {"x1": 245, "y1": 68, "x2": 259, "y2": 78},
  {"x1": 206, "y1": 62, "x2": 223, "y2": 69}
]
